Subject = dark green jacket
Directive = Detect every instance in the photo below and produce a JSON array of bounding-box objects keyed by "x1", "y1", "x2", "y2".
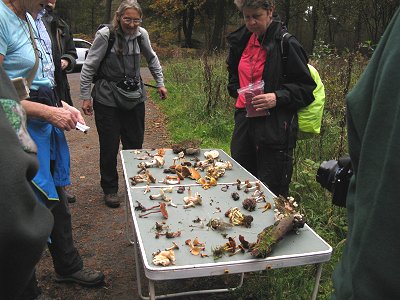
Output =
[{"x1": 332, "y1": 7, "x2": 400, "y2": 299}]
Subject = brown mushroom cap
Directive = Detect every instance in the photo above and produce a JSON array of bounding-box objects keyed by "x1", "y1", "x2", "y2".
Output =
[{"x1": 159, "y1": 202, "x2": 169, "y2": 219}]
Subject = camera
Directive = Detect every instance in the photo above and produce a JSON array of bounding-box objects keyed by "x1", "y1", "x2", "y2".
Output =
[
  {"x1": 117, "y1": 76, "x2": 140, "y2": 92},
  {"x1": 316, "y1": 154, "x2": 353, "y2": 207}
]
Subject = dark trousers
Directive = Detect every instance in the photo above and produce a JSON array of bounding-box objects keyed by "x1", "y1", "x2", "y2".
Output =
[
  {"x1": 94, "y1": 101, "x2": 145, "y2": 194},
  {"x1": 19, "y1": 186, "x2": 83, "y2": 299},
  {"x1": 230, "y1": 110, "x2": 294, "y2": 197}
]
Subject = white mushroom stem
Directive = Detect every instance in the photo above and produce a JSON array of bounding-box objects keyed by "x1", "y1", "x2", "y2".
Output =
[
  {"x1": 149, "y1": 189, "x2": 165, "y2": 200},
  {"x1": 165, "y1": 242, "x2": 179, "y2": 251},
  {"x1": 162, "y1": 187, "x2": 173, "y2": 193},
  {"x1": 166, "y1": 200, "x2": 178, "y2": 208},
  {"x1": 244, "y1": 186, "x2": 257, "y2": 193},
  {"x1": 143, "y1": 185, "x2": 151, "y2": 194},
  {"x1": 183, "y1": 202, "x2": 196, "y2": 209}
]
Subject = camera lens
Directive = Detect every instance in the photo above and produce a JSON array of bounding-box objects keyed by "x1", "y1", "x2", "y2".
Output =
[{"x1": 316, "y1": 160, "x2": 339, "y2": 192}]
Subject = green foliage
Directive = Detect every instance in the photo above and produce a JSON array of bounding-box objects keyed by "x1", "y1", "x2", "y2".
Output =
[
  {"x1": 151, "y1": 50, "x2": 369, "y2": 299},
  {"x1": 156, "y1": 53, "x2": 234, "y2": 152}
]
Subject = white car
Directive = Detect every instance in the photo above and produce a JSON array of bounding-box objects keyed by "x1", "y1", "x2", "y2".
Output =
[{"x1": 73, "y1": 38, "x2": 92, "y2": 71}]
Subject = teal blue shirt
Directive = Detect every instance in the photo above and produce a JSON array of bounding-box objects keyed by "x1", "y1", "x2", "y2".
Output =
[{"x1": 0, "y1": 2, "x2": 53, "y2": 90}]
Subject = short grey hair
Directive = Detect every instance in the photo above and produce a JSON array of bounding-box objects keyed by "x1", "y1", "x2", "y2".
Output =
[
  {"x1": 112, "y1": 0, "x2": 143, "y2": 29},
  {"x1": 234, "y1": 0, "x2": 275, "y2": 12}
]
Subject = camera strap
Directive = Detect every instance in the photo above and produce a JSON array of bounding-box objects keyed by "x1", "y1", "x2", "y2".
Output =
[
  {"x1": 25, "y1": 14, "x2": 39, "y2": 87},
  {"x1": 118, "y1": 36, "x2": 141, "y2": 83}
]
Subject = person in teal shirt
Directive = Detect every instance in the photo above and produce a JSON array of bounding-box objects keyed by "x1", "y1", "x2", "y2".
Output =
[
  {"x1": 332, "y1": 7, "x2": 400, "y2": 299},
  {"x1": 0, "y1": 1, "x2": 104, "y2": 298}
]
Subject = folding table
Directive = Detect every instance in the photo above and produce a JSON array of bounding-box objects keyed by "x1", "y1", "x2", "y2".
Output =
[{"x1": 121, "y1": 149, "x2": 332, "y2": 300}]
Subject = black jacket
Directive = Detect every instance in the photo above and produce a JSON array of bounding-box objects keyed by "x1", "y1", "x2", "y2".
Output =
[
  {"x1": 43, "y1": 8, "x2": 77, "y2": 106},
  {"x1": 226, "y1": 19, "x2": 316, "y2": 148}
]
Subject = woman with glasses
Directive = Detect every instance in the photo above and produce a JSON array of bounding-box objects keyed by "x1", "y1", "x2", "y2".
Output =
[
  {"x1": 80, "y1": 0, "x2": 167, "y2": 208},
  {"x1": 226, "y1": 0, "x2": 316, "y2": 197}
]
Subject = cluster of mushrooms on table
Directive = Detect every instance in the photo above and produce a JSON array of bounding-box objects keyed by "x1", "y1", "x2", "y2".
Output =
[{"x1": 129, "y1": 147, "x2": 305, "y2": 266}]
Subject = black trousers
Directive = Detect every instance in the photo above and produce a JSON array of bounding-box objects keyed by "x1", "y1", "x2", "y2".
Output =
[
  {"x1": 94, "y1": 101, "x2": 145, "y2": 194},
  {"x1": 19, "y1": 186, "x2": 83, "y2": 299},
  {"x1": 230, "y1": 110, "x2": 294, "y2": 197}
]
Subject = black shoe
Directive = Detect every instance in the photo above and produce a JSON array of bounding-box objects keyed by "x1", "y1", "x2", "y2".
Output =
[
  {"x1": 104, "y1": 193, "x2": 120, "y2": 208},
  {"x1": 55, "y1": 268, "x2": 105, "y2": 287},
  {"x1": 62, "y1": 186, "x2": 76, "y2": 203},
  {"x1": 66, "y1": 193, "x2": 76, "y2": 203}
]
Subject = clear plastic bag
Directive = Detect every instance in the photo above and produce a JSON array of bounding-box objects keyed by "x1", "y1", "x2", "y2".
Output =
[{"x1": 237, "y1": 80, "x2": 269, "y2": 117}]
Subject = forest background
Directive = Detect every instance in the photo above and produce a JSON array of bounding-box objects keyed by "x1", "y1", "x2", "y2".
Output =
[{"x1": 52, "y1": 0, "x2": 399, "y2": 299}]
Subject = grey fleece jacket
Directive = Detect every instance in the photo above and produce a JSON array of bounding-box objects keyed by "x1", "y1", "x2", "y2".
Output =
[{"x1": 80, "y1": 26, "x2": 164, "y2": 107}]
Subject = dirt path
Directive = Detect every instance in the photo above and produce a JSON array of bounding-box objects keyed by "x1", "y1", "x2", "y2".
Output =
[
  {"x1": 36, "y1": 70, "x2": 172, "y2": 299},
  {"x1": 36, "y1": 71, "x2": 233, "y2": 300}
]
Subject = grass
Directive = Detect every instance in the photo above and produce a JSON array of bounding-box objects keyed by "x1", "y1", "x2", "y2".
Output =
[{"x1": 149, "y1": 49, "x2": 368, "y2": 299}]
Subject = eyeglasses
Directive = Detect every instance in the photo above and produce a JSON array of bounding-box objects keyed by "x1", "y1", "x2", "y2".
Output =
[{"x1": 122, "y1": 18, "x2": 142, "y2": 25}]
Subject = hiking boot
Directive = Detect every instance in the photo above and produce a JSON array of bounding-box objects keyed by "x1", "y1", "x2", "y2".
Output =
[
  {"x1": 55, "y1": 268, "x2": 105, "y2": 287},
  {"x1": 104, "y1": 193, "x2": 120, "y2": 208}
]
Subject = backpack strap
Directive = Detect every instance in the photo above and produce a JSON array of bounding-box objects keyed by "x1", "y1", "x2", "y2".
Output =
[{"x1": 280, "y1": 32, "x2": 292, "y2": 79}]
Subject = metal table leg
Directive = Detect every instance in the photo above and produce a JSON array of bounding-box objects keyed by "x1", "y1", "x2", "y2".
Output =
[{"x1": 311, "y1": 263, "x2": 323, "y2": 300}]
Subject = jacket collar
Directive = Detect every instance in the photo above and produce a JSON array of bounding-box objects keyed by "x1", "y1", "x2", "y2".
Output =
[{"x1": 227, "y1": 18, "x2": 286, "y2": 49}]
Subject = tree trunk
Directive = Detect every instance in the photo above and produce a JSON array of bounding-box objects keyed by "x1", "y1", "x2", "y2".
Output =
[
  {"x1": 208, "y1": 0, "x2": 226, "y2": 52},
  {"x1": 182, "y1": 3, "x2": 195, "y2": 48},
  {"x1": 103, "y1": 0, "x2": 113, "y2": 24},
  {"x1": 310, "y1": 0, "x2": 319, "y2": 54}
]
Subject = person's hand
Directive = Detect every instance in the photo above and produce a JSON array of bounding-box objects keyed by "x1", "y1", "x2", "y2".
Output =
[
  {"x1": 81, "y1": 99, "x2": 93, "y2": 116},
  {"x1": 61, "y1": 59, "x2": 69, "y2": 71},
  {"x1": 158, "y1": 87, "x2": 168, "y2": 100},
  {"x1": 47, "y1": 106, "x2": 77, "y2": 131},
  {"x1": 252, "y1": 92, "x2": 277, "y2": 110},
  {"x1": 61, "y1": 101, "x2": 86, "y2": 125}
]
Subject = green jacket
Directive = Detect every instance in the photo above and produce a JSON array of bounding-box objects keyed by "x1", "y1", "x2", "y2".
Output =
[{"x1": 332, "y1": 7, "x2": 400, "y2": 299}]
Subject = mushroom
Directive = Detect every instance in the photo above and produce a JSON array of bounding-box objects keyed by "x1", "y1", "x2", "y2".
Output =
[
  {"x1": 175, "y1": 165, "x2": 191, "y2": 178},
  {"x1": 231, "y1": 192, "x2": 240, "y2": 201},
  {"x1": 189, "y1": 167, "x2": 201, "y2": 180},
  {"x1": 214, "y1": 161, "x2": 233, "y2": 170},
  {"x1": 143, "y1": 185, "x2": 151, "y2": 195},
  {"x1": 162, "y1": 186, "x2": 174, "y2": 193},
  {"x1": 139, "y1": 202, "x2": 168, "y2": 219},
  {"x1": 260, "y1": 202, "x2": 272, "y2": 213},
  {"x1": 165, "y1": 242, "x2": 180, "y2": 251},
  {"x1": 149, "y1": 189, "x2": 167, "y2": 200},
  {"x1": 152, "y1": 249, "x2": 176, "y2": 266},
  {"x1": 183, "y1": 202, "x2": 196, "y2": 209},
  {"x1": 236, "y1": 179, "x2": 242, "y2": 190},
  {"x1": 242, "y1": 197, "x2": 257, "y2": 212},
  {"x1": 138, "y1": 155, "x2": 165, "y2": 168},
  {"x1": 221, "y1": 185, "x2": 229, "y2": 192},
  {"x1": 162, "y1": 175, "x2": 180, "y2": 185},
  {"x1": 155, "y1": 221, "x2": 168, "y2": 231},
  {"x1": 183, "y1": 187, "x2": 202, "y2": 208},
  {"x1": 204, "y1": 150, "x2": 219, "y2": 159},
  {"x1": 225, "y1": 207, "x2": 253, "y2": 227},
  {"x1": 129, "y1": 175, "x2": 147, "y2": 186},
  {"x1": 165, "y1": 231, "x2": 181, "y2": 238},
  {"x1": 177, "y1": 186, "x2": 185, "y2": 194},
  {"x1": 185, "y1": 237, "x2": 206, "y2": 256}
]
